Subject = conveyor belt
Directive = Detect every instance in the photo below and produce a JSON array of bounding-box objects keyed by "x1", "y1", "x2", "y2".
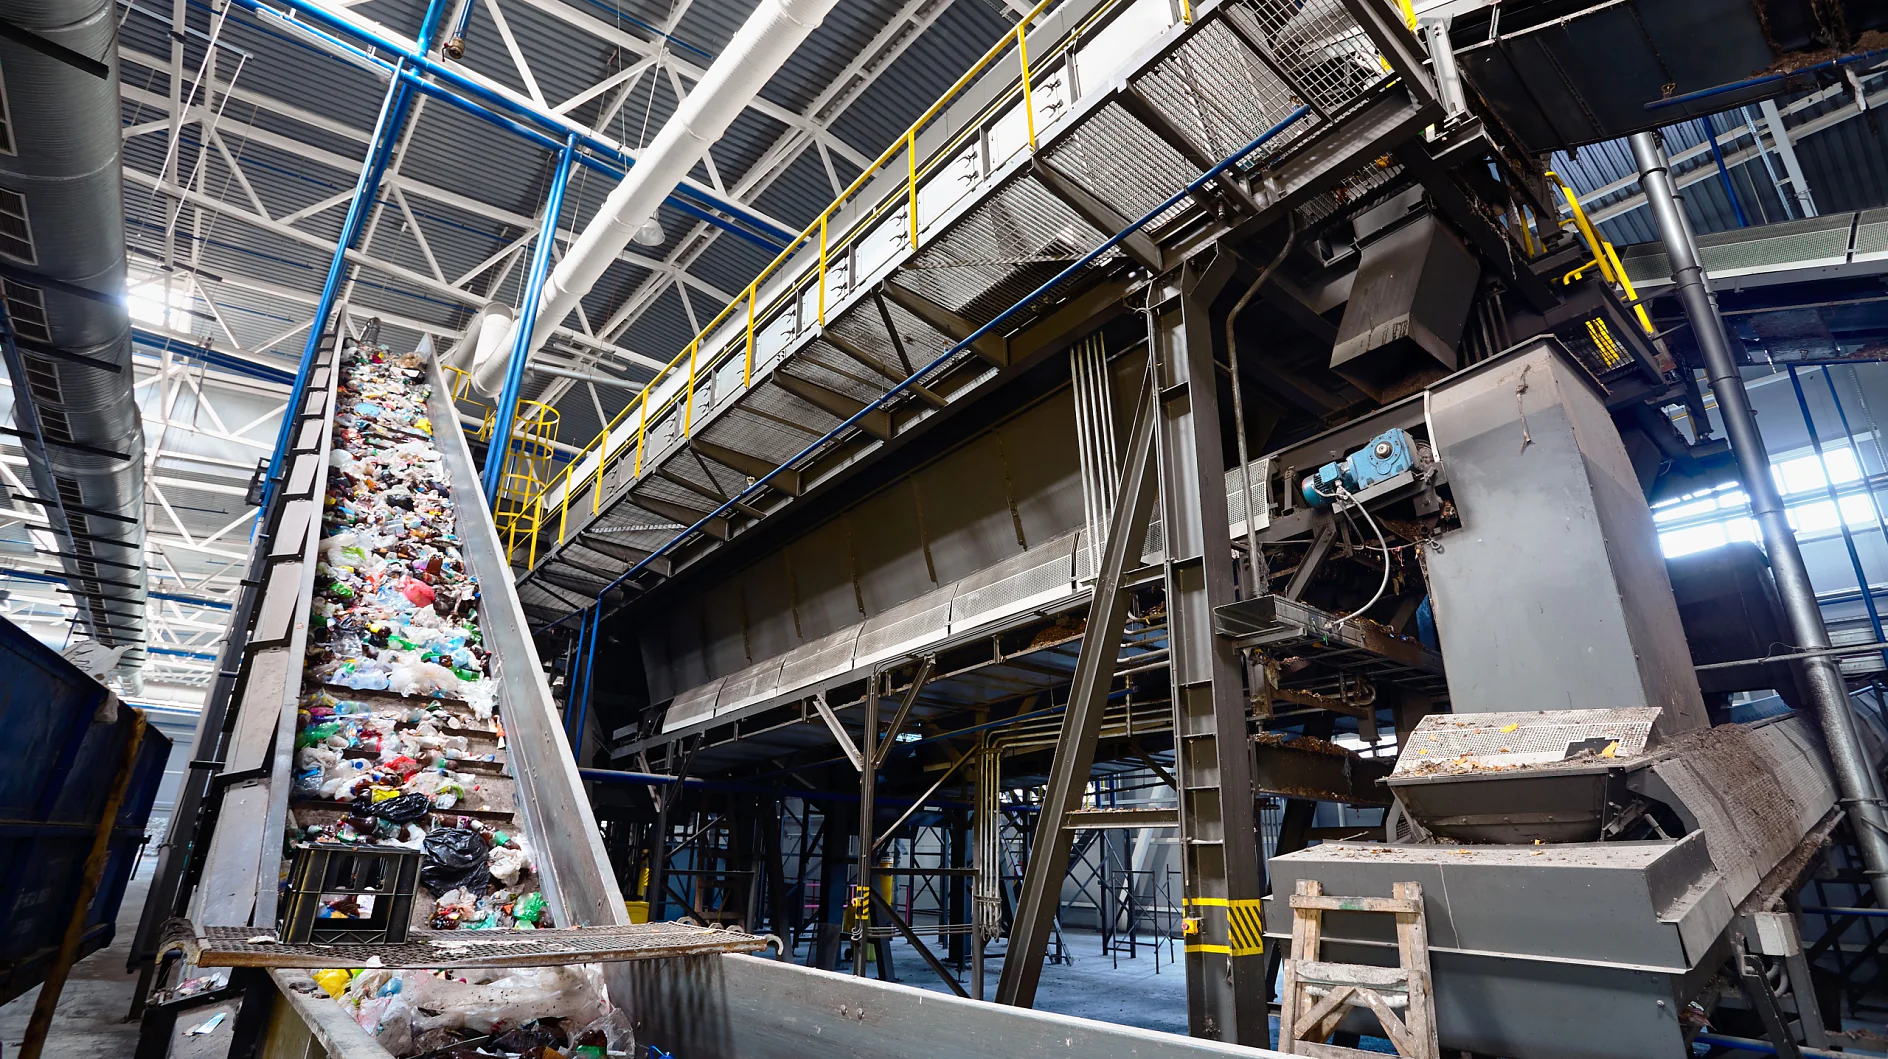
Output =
[{"x1": 184, "y1": 923, "x2": 766, "y2": 969}]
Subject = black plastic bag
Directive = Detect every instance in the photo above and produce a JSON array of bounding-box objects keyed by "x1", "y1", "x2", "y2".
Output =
[
  {"x1": 420, "y1": 827, "x2": 491, "y2": 896},
  {"x1": 372, "y1": 793, "x2": 433, "y2": 823}
]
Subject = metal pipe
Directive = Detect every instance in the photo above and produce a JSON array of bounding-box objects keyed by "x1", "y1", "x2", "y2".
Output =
[
  {"x1": 1693, "y1": 1032, "x2": 1852, "y2": 1058},
  {"x1": 1645, "y1": 45, "x2": 1888, "y2": 110},
  {"x1": 264, "y1": 57, "x2": 419, "y2": 504},
  {"x1": 550, "y1": 104, "x2": 1317, "y2": 630},
  {"x1": 481, "y1": 135, "x2": 577, "y2": 500},
  {"x1": 1786, "y1": 365, "x2": 1888, "y2": 670},
  {"x1": 1632, "y1": 129, "x2": 1888, "y2": 906},
  {"x1": 573, "y1": 603, "x2": 600, "y2": 758},
  {"x1": 1700, "y1": 115, "x2": 1749, "y2": 228},
  {"x1": 1225, "y1": 219, "x2": 1296, "y2": 595},
  {"x1": 223, "y1": 0, "x2": 791, "y2": 246}
]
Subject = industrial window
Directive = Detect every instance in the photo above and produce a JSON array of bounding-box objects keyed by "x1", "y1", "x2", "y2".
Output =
[
  {"x1": 0, "y1": 65, "x2": 16, "y2": 156},
  {"x1": 1653, "y1": 442, "x2": 1884, "y2": 558},
  {"x1": 0, "y1": 186, "x2": 32, "y2": 262},
  {"x1": 3, "y1": 278, "x2": 49, "y2": 342}
]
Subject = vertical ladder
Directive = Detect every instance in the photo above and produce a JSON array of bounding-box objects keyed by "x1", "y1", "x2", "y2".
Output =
[{"x1": 1278, "y1": 879, "x2": 1438, "y2": 1059}]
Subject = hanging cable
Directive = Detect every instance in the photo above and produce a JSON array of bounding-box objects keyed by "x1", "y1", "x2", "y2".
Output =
[{"x1": 1314, "y1": 482, "x2": 1391, "y2": 629}]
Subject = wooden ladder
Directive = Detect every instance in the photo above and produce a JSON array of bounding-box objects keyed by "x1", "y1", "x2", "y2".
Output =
[{"x1": 1277, "y1": 879, "x2": 1439, "y2": 1059}]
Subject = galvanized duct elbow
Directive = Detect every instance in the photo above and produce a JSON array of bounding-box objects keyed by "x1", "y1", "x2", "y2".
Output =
[{"x1": 0, "y1": 0, "x2": 146, "y2": 689}]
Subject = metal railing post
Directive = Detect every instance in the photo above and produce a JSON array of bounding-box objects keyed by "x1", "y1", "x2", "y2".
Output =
[{"x1": 482, "y1": 134, "x2": 578, "y2": 501}]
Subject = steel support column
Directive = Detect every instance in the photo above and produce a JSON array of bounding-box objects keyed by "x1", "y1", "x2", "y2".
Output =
[
  {"x1": 262, "y1": 0, "x2": 450, "y2": 509},
  {"x1": 855, "y1": 673, "x2": 880, "y2": 977},
  {"x1": 482, "y1": 135, "x2": 577, "y2": 499},
  {"x1": 1149, "y1": 258, "x2": 1267, "y2": 1044},
  {"x1": 262, "y1": 60, "x2": 420, "y2": 504},
  {"x1": 1632, "y1": 130, "x2": 1888, "y2": 906},
  {"x1": 995, "y1": 359, "x2": 1160, "y2": 1009}
]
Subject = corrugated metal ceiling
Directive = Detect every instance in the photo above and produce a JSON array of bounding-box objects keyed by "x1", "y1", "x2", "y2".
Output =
[{"x1": 118, "y1": 0, "x2": 1023, "y2": 438}]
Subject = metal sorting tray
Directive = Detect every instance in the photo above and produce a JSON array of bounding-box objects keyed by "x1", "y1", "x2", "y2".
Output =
[{"x1": 183, "y1": 922, "x2": 768, "y2": 969}]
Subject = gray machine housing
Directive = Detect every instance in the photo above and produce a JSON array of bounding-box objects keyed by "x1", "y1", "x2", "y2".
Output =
[{"x1": 1263, "y1": 340, "x2": 1837, "y2": 1058}]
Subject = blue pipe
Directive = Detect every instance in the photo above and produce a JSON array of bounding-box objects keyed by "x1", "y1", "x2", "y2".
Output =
[
  {"x1": 146, "y1": 646, "x2": 219, "y2": 660},
  {"x1": 565, "y1": 601, "x2": 590, "y2": 746},
  {"x1": 224, "y1": 0, "x2": 793, "y2": 246},
  {"x1": 1646, "y1": 46, "x2": 1888, "y2": 111},
  {"x1": 149, "y1": 590, "x2": 233, "y2": 611},
  {"x1": 542, "y1": 105, "x2": 1317, "y2": 630},
  {"x1": 1699, "y1": 116, "x2": 1748, "y2": 228},
  {"x1": 482, "y1": 134, "x2": 577, "y2": 500},
  {"x1": 131, "y1": 329, "x2": 295, "y2": 385},
  {"x1": 261, "y1": 59, "x2": 421, "y2": 509},
  {"x1": 572, "y1": 604, "x2": 600, "y2": 756},
  {"x1": 1787, "y1": 365, "x2": 1888, "y2": 671},
  {"x1": 1692, "y1": 1032, "x2": 1859, "y2": 1058}
]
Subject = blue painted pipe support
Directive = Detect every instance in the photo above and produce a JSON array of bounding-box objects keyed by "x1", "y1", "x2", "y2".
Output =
[
  {"x1": 223, "y1": 0, "x2": 792, "y2": 247},
  {"x1": 481, "y1": 134, "x2": 577, "y2": 500},
  {"x1": 572, "y1": 604, "x2": 600, "y2": 757},
  {"x1": 1699, "y1": 115, "x2": 1748, "y2": 228},
  {"x1": 1787, "y1": 365, "x2": 1888, "y2": 671}
]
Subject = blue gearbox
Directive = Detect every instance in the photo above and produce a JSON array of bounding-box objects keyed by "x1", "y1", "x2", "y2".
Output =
[{"x1": 1299, "y1": 428, "x2": 1420, "y2": 507}]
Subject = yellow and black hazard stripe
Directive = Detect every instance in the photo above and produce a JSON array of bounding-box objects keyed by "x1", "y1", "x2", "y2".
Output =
[{"x1": 1180, "y1": 897, "x2": 1265, "y2": 956}]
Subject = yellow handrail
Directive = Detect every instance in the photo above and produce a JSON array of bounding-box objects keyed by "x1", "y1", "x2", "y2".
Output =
[
  {"x1": 1545, "y1": 169, "x2": 1655, "y2": 336},
  {"x1": 531, "y1": 0, "x2": 1131, "y2": 557}
]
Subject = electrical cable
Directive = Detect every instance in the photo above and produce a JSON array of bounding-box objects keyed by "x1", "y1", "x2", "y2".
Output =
[{"x1": 1323, "y1": 482, "x2": 1390, "y2": 629}]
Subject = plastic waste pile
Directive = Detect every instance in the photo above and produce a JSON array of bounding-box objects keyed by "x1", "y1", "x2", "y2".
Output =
[{"x1": 286, "y1": 341, "x2": 621, "y2": 1058}]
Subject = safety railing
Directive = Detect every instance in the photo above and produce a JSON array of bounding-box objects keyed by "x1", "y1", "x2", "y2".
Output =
[
  {"x1": 529, "y1": 0, "x2": 1189, "y2": 555},
  {"x1": 491, "y1": 399, "x2": 559, "y2": 567},
  {"x1": 1545, "y1": 169, "x2": 1656, "y2": 337}
]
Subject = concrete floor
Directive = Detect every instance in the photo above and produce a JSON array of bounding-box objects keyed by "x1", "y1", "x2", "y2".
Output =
[
  {"x1": 828, "y1": 933, "x2": 1395, "y2": 1051},
  {"x1": 1, "y1": 869, "x2": 152, "y2": 1058}
]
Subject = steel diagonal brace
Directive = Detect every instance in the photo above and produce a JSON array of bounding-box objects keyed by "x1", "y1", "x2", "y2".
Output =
[
  {"x1": 995, "y1": 362, "x2": 1160, "y2": 1009},
  {"x1": 812, "y1": 692, "x2": 865, "y2": 772}
]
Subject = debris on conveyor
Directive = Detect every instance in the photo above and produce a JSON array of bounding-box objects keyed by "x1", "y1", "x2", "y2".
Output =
[{"x1": 285, "y1": 341, "x2": 622, "y2": 1057}]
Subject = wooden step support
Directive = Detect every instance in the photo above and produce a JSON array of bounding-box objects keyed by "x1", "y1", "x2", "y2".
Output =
[{"x1": 1277, "y1": 879, "x2": 1438, "y2": 1059}]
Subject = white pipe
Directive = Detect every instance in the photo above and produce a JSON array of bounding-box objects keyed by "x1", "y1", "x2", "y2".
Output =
[
  {"x1": 463, "y1": 304, "x2": 514, "y2": 373},
  {"x1": 471, "y1": 0, "x2": 843, "y2": 396}
]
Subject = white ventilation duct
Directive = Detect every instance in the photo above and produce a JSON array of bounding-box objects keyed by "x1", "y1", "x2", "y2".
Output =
[
  {"x1": 447, "y1": 303, "x2": 513, "y2": 371},
  {"x1": 472, "y1": 0, "x2": 842, "y2": 396}
]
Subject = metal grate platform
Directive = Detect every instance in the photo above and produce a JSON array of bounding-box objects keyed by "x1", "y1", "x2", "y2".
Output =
[
  {"x1": 181, "y1": 921, "x2": 768, "y2": 969},
  {"x1": 1213, "y1": 594, "x2": 1447, "y2": 696}
]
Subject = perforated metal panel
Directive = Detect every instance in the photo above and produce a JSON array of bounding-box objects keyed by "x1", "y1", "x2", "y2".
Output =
[
  {"x1": 1642, "y1": 717, "x2": 1835, "y2": 907},
  {"x1": 1225, "y1": 456, "x2": 1271, "y2": 534},
  {"x1": 1392, "y1": 708, "x2": 1662, "y2": 773},
  {"x1": 662, "y1": 676, "x2": 726, "y2": 732},
  {"x1": 775, "y1": 626, "x2": 863, "y2": 694},
  {"x1": 715, "y1": 657, "x2": 786, "y2": 716},
  {"x1": 1853, "y1": 207, "x2": 1888, "y2": 262},
  {"x1": 949, "y1": 533, "x2": 1078, "y2": 630},
  {"x1": 1696, "y1": 214, "x2": 1853, "y2": 275},
  {"x1": 853, "y1": 587, "x2": 954, "y2": 670}
]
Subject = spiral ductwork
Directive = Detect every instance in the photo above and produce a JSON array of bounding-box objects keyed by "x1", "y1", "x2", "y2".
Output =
[{"x1": 0, "y1": 0, "x2": 145, "y2": 689}]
